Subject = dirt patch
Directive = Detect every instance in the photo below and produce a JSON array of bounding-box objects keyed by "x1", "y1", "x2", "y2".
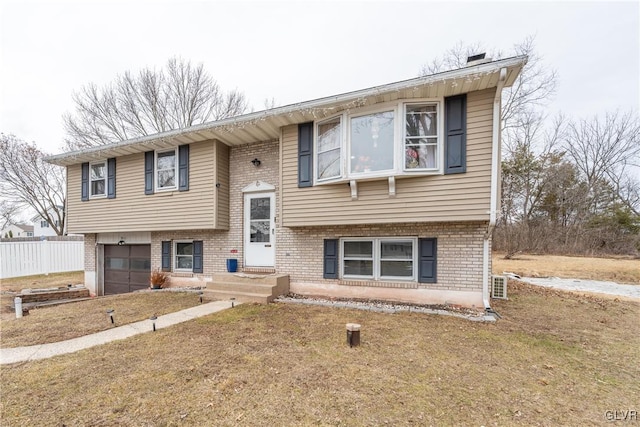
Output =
[{"x1": 493, "y1": 253, "x2": 640, "y2": 284}]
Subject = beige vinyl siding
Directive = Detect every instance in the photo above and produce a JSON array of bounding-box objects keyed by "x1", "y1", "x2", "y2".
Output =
[
  {"x1": 214, "y1": 142, "x2": 230, "y2": 229},
  {"x1": 67, "y1": 140, "x2": 225, "y2": 234},
  {"x1": 281, "y1": 88, "x2": 496, "y2": 227}
]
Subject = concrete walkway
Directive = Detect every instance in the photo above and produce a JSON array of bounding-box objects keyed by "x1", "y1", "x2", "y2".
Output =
[
  {"x1": 522, "y1": 277, "x2": 640, "y2": 300},
  {"x1": 0, "y1": 300, "x2": 239, "y2": 365}
]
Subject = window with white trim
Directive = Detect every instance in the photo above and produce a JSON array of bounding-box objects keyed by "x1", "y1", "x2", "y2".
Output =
[
  {"x1": 174, "y1": 241, "x2": 193, "y2": 271},
  {"x1": 90, "y1": 161, "x2": 106, "y2": 197},
  {"x1": 156, "y1": 149, "x2": 177, "y2": 190},
  {"x1": 405, "y1": 104, "x2": 439, "y2": 170},
  {"x1": 350, "y1": 110, "x2": 395, "y2": 175},
  {"x1": 316, "y1": 117, "x2": 342, "y2": 180},
  {"x1": 40, "y1": 220, "x2": 49, "y2": 228},
  {"x1": 341, "y1": 238, "x2": 416, "y2": 281},
  {"x1": 314, "y1": 101, "x2": 440, "y2": 183}
]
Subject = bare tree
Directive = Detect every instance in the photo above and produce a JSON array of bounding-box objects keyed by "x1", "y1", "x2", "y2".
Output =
[
  {"x1": 64, "y1": 57, "x2": 248, "y2": 150},
  {"x1": 0, "y1": 134, "x2": 65, "y2": 235},
  {"x1": 420, "y1": 41, "x2": 501, "y2": 76},
  {"x1": 562, "y1": 111, "x2": 640, "y2": 215},
  {"x1": 0, "y1": 200, "x2": 20, "y2": 231},
  {"x1": 420, "y1": 36, "x2": 557, "y2": 132}
]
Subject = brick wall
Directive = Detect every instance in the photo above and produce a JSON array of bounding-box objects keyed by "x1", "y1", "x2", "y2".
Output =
[
  {"x1": 277, "y1": 221, "x2": 489, "y2": 292},
  {"x1": 228, "y1": 139, "x2": 280, "y2": 268},
  {"x1": 84, "y1": 233, "x2": 96, "y2": 272}
]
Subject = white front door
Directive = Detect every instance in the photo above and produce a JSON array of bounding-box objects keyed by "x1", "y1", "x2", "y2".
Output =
[{"x1": 244, "y1": 192, "x2": 275, "y2": 267}]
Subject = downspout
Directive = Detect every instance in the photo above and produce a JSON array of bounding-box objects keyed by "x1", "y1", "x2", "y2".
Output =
[{"x1": 483, "y1": 67, "x2": 507, "y2": 310}]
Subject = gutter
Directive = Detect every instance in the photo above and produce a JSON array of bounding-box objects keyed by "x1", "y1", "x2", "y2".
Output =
[{"x1": 483, "y1": 67, "x2": 507, "y2": 310}]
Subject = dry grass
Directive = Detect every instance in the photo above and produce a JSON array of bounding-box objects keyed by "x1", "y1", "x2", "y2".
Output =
[
  {"x1": 0, "y1": 292, "x2": 200, "y2": 347},
  {"x1": 1, "y1": 284, "x2": 638, "y2": 426},
  {"x1": 493, "y1": 253, "x2": 640, "y2": 285},
  {"x1": 0, "y1": 271, "x2": 84, "y2": 292}
]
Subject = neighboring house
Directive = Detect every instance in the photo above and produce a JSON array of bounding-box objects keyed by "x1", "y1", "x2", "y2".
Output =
[
  {"x1": 1, "y1": 224, "x2": 34, "y2": 238},
  {"x1": 47, "y1": 55, "x2": 526, "y2": 309},
  {"x1": 31, "y1": 211, "x2": 61, "y2": 237}
]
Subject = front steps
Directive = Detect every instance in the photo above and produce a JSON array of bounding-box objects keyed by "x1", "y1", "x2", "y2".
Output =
[{"x1": 204, "y1": 272, "x2": 290, "y2": 304}]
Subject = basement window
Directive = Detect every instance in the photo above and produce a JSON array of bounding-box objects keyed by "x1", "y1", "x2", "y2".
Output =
[{"x1": 341, "y1": 238, "x2": 416, "y2": 281}]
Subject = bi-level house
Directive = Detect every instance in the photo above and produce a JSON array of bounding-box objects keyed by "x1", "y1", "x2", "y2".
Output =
[{"x1": 47, "y1": 55, "x2": 526, "y2": 309}]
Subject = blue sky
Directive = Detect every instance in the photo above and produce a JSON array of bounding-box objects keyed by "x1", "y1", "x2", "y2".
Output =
[{"x1": 1, "y1": 0, "x2": 638, "y2": 155}]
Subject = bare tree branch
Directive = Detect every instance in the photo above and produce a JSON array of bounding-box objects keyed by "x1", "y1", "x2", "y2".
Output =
[
  {"x1": 0, "y1": 200, "x2": 21, "y2": 231},
  {"x1": 562, "y1": 110, "x2": 640, "y2": 214},
  {"x1": 63, "y1": 57, "x2": 248, "y2": 150},
  {"x1": 419, "y1": 36, "x2": 557, "y2": 134},
  {"x1": 0, "y1": 134, "x2": 66, "y2": 235}
]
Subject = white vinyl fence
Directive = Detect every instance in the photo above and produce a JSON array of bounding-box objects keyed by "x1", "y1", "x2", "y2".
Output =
[{"x1": 0, "y1": 239, "x2": 84, "y2": 279}]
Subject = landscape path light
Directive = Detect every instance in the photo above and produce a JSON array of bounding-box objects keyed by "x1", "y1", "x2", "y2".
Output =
[
  {"x1": 107, "y1": 309, "x2": 114, "y2": 324},
  {"x1": 150, "y1": 315, "x2": 157, "y2": 332},
  {"x1": 231, "y1": 297, "x2": 236, "y2": 308}
]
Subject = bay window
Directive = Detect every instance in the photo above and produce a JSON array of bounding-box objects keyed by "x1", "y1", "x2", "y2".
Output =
[{"x1": 314, "y1": 101, "x2": 440, "y2": 184}]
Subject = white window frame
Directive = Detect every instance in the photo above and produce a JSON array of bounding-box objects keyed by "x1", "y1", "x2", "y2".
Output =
[
  {"x1": 173, "y1": 240, "x2": 194, "y2": 272},
  {"x1": 403, "y1": 102, "x2": 440, "y2": 172},
  {"x1": 155, "y1": 148, "x2": 178, "y2": 191},
  {"x1": 89, "y1": 160, "x2": 107, "y2": 198},
  {"x1": 40, "y1": 220, "x2": 49, "y2": 228},
  {"x1": 348, "y1": 107, "x2": 397, "y2": 178},
  {"x1": 315, "y1": 116, "x2": 344, "y2": 182},
  {"x1": 313, "y1": 99, "x2": 443, "y2": 185},
  {"x1": 340, "y1": 237, "x2": 417, "y2": 281}
]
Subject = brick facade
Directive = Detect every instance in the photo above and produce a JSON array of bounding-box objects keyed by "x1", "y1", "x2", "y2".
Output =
[
  {"x1": 84, "y1": 233, "x2": 96, "y2": 272},
  {"x1": 277, "y1": 221, "x2": 488, "y2": 292}
]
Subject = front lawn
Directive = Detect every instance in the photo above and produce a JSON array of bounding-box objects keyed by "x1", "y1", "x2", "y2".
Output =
[
  {"x1": 0, "y1": 292, "x2": 201, "y2": 347},
  {"x1": 1, "y1": 282, "x2": 638, "y2": 426}
]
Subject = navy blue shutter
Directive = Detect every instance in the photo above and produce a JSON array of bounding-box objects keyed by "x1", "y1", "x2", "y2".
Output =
[
  {"x1": 193, "y1": 240, "x2": 203, "y2": 273},
  {"x1": 444, "y1": 94, "x2": 467, "y2": 174},
  {"x1": 323, "y1": 239, "x2": 338, "y2": 279},
  {"x1": 107, "y1": 158, "x2": 116, "y2": 199},
  {"x1": 144, "y1": 151, "x2": 154, "y2": 195},
  {"x1": 418, "y1": 238, "x2": 437, "y2": 283},
  {"x1": 161, "y1": 241, "x2": 171, "y2": 271},
  {"x1": 81, "y1": 162, "x2": 89, "y2": 201},
  {"x1": 298, "y1": 122, "x2": 313, "y2": 187},
  {"x1": 178, "y1": 145, "x2": 189, "y2": 191}
]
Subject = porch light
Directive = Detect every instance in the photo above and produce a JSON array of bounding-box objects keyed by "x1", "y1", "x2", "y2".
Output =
[
  {"x1": 251, "y1": 158, "x2": 261, "y2": 167},
  {"x1": 150, "y1": 315, "x2": 157, "y2": 332},
  {"x1": 107, "y1": 309, "x2": 114, "y2": 324}
]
